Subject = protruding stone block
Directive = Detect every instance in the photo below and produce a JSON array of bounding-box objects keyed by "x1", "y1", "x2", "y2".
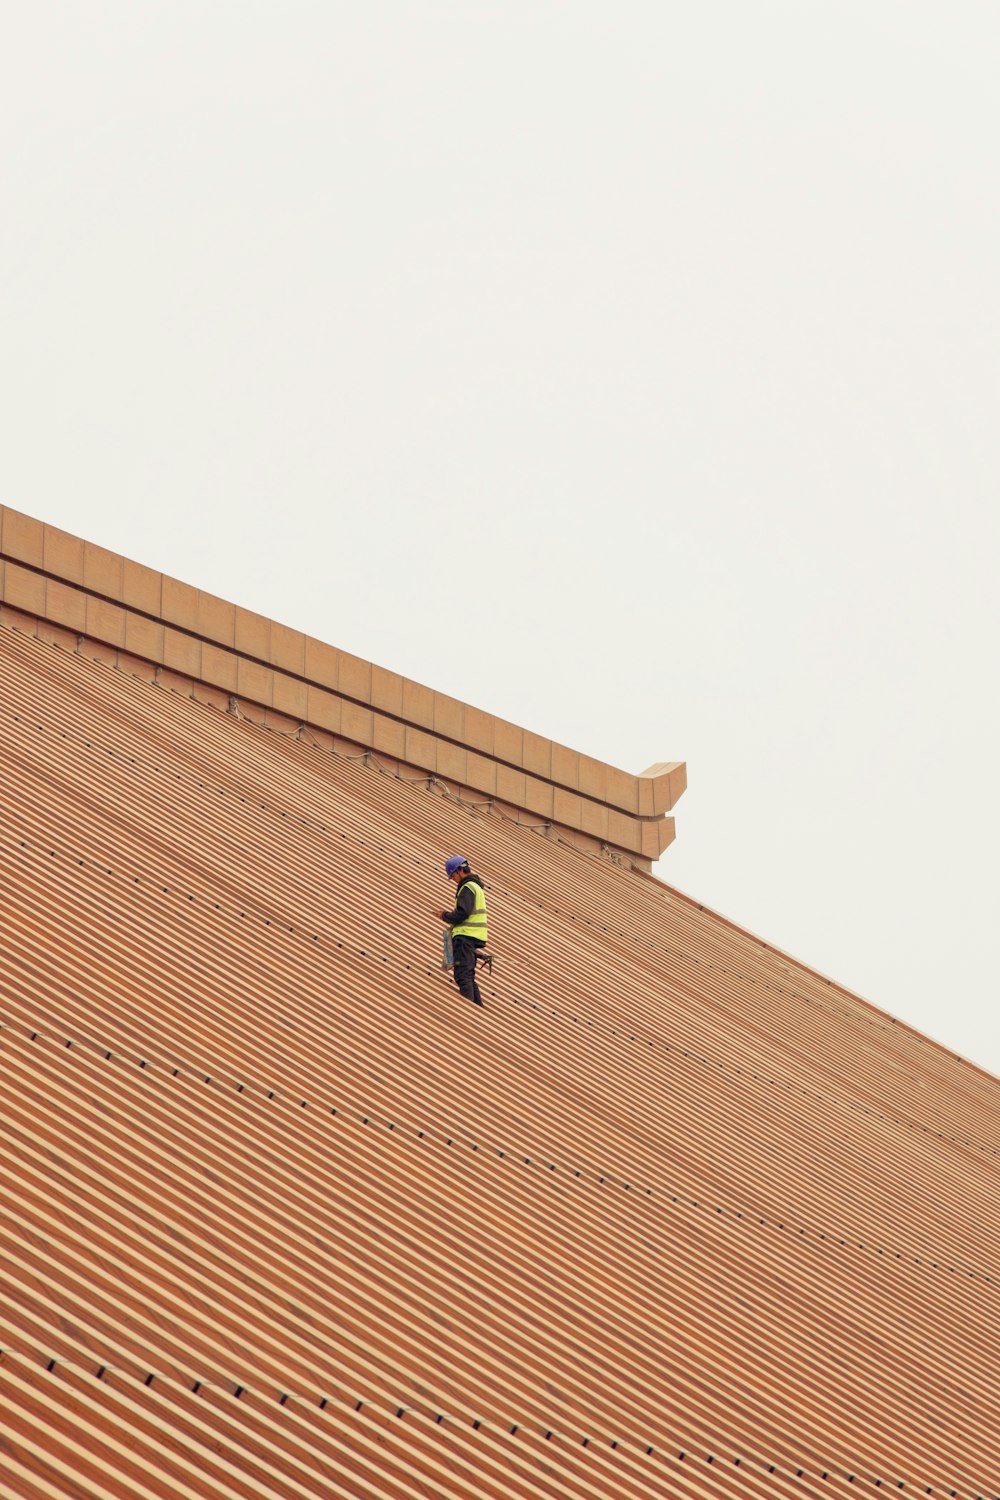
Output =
[{"x1": 639, "y1": 761, "x2": 687, "y2": 814}]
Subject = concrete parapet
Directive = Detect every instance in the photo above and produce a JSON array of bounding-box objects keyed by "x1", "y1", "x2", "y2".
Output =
[{"x1": 0, "y1": 505, "x2": 685, "y2": 866}]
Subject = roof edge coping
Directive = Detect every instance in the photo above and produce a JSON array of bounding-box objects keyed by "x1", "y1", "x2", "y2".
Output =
[{"x1": 1, "y1": 506, "x2": 685, "y2": 861}]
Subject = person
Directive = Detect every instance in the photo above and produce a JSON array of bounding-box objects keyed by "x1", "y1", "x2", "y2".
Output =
[{"x1": 438, "y1": 856, "x2": 487, "y2": 1007}]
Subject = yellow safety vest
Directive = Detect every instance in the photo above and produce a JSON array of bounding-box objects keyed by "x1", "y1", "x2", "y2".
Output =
[{"x1": 452, "y1": 877, "x2": 488, "y2": 943}]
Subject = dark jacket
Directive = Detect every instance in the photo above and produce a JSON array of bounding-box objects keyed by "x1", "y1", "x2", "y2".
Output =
[{"x1": 441, "y1": 873, "x2": 485, "y2": 928}]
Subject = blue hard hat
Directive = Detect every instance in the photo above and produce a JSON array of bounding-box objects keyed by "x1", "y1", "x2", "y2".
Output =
[{"x1": 444, "y1": 856, "x2": 468, "y2": 878}]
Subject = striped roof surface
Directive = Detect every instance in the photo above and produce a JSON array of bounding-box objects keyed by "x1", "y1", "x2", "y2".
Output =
[{"x1": 0, "y1": 619, "x2": 997, "y2": 1500}]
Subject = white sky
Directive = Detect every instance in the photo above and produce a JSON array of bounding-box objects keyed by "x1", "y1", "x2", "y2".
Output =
[{"x1": 3, "y1": 3, "x2": 998, "y2": 1078}]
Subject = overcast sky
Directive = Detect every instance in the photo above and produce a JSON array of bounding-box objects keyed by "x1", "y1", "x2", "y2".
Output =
[{"x1": 3, "y1": 2, "x2": 998, "y2": 1078}]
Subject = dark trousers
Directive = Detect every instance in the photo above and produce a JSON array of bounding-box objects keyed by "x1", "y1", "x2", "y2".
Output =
[{"x1": 451, "y1": 936, "x2": 484, "y2": 1006}]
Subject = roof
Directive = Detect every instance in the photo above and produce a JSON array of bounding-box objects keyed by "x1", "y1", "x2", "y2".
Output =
[{"x1": 1, "y1": 521, "x2": 998, "y2": 1499}]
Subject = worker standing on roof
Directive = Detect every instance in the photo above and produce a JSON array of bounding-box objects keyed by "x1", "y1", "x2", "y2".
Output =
[{"x1": 439, "y1": 857, "x2": 487, "y2": 1008}]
